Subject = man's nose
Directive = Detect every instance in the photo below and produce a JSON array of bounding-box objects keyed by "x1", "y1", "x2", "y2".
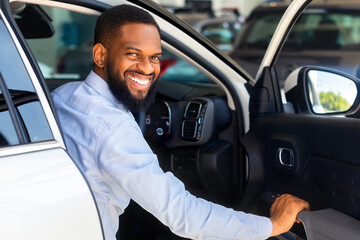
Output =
[{"x1": 137, "y1": 58, "x2": 154, "y2": 75}]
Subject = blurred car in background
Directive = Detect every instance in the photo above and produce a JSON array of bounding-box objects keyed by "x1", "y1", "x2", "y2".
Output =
[
  {"x1": 230, "y1": 0, "x2": 360, "y2": 86},
  {"x1": 187, "y1": 15, "x2": 243, "y2": 52}
]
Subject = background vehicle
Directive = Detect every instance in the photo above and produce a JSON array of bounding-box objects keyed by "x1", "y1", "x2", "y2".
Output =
[
  {"x1": 230, "y1": 0, "x2": 360, "y2": 87},
  {"x1": 182, "y1": 14, "x2": 243, "y2": 52},
  {"x1": 3, "y1": 0, "x2": 360, "y2": 240}
]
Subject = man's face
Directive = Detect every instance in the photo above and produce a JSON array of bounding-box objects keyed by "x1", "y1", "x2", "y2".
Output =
[{"x1": 104, "y1": 23, "x2": 161, "y2": 111}]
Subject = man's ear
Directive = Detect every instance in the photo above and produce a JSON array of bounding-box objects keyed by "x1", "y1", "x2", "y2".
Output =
[{"x1": 93, "y1": 43, "x2": 107, "y2": 68}]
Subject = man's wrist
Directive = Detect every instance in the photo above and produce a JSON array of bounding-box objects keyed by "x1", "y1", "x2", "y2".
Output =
[{"x1": 269, "y1": 217, "x2": 278, "y2": 237}]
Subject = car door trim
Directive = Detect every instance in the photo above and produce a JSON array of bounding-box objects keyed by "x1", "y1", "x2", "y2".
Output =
[{"x1": 0, "y1": 140, "x2": 62, "y2": 157}]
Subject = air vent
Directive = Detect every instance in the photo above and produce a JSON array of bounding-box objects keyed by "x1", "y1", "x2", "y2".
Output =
[
  {"x1": 182, "y1": 120, "x2": 197, "y2": 139},
  {"x1": 184, "y1": 102, "x2": 202, "y2": 119}
]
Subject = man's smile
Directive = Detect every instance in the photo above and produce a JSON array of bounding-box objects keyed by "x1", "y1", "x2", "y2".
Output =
[
  {"x1": 125, "y1": 70, "x2": 155, "y2": 92},
  {"x1": 127, "y1": 74, "x2": 151, "y2": 86}
]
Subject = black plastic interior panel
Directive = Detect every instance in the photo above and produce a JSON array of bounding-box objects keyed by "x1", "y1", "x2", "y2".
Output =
[
  {"x1": 249, "y1": 66, "x2": 282, "y2": 114},
  {"x1": 250, "y1": 113, "x2": 360, "y2": 220},
  {"x1": 198, "y1": 140, "x2": 234, "y2": 205}
]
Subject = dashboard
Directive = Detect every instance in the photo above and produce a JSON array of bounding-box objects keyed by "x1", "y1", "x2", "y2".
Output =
[{"x1": 143, "y1": 81, "x2": 237, "y2": 205}]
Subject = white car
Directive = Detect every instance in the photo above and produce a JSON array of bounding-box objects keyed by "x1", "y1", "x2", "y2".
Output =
[{"x1": 1, "y1": 0, "x2": 360, "y2": 240}]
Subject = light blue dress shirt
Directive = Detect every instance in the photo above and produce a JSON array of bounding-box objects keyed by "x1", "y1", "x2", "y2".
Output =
[{"x1": 52, "y1": 71, "x2": 272, "y2": 240}]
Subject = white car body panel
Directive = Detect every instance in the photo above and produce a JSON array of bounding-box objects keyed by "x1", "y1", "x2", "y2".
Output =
[{"x1": 0, "y1": 147, "x2": 103, "y2": 240}]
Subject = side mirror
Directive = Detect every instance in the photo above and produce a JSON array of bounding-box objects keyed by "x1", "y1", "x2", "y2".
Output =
[
  {"x1": 307, "y1": 69, "x2": 357, "y2": 114},
  {"x1": 284, "y1": 66, "x2": 360, "y2": 115}
]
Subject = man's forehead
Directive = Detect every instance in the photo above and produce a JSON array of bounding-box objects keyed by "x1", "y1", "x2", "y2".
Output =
[
  {"x1": 116, "y1": 23, "x2": 161, "y2": 52},
  {"x1": 118, "y1": 23, "x2": 160, "y2": 39}
]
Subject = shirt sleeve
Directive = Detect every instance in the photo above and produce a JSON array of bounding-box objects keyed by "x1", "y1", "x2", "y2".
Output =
[{"x1": 95, "y1": 114, "x2": 272, "y2": 240}]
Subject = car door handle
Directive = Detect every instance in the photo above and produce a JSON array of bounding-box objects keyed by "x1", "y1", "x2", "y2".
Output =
[{"x1": 277, "y1": 147, "x2": 294, "y2": 167}]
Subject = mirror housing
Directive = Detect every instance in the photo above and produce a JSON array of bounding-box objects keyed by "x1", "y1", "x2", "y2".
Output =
[
  {"x1": 13, "y1": 4, "x2": 54, "y2": 39},
  {"x1": 284, "y1": 66, "x2": 360, "y2": 116}
]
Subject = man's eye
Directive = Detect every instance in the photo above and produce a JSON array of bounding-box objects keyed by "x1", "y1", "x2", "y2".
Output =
[
  {"x1": 150, "y1": 56, "x2": 160, "y2": 61},
  {"x1": 127, "y1": 53, "x2": 138, "y2": 57}
]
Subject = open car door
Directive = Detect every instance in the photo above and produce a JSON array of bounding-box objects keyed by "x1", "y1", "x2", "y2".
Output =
[{"x1": 243, "y1": 0, "x2": 360, "y2": 239}]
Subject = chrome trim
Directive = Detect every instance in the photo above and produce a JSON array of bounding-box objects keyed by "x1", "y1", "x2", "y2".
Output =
[
  {"x1": 278, "y1": 148, "x2": 295, "y2": 167},
  {"x1": 163, "y1": 101, "x2": 171, "y2": 136},
  {"x1": 0, "y1": 140, "x2": 62, "y2": 157},
  {"x1": 184, "y1": 101, "x2": 202, "y2": 119}
]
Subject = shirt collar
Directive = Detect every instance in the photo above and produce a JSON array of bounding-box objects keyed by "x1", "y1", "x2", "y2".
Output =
[{"x1": 84, "y1": 71, "x2": 130, "y2": 113}]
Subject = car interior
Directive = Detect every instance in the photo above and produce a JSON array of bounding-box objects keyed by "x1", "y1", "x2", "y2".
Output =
[{"x1": 8, "y1": 1, "x2": 360, "y2": 240}]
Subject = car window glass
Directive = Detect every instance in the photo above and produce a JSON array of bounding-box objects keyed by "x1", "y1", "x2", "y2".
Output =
[
  {"x1": 159, "y1": 48, "x2": 213, "y2": 84},
  {"x1": 0, "y1": 23, "x2": 34, "y2": 92},
  {"x1": 18, "y1": 102, "x2": 53, "y2": 142},
  {"x1": 26, "y1": 6, "x2": 96, "y2": 86},
  {"x1": 229, "y1": 12, "x2": 283, "y2": 78},
  {"x1": 0, "y1": 18, "x2": 53, "y2": 145},
  {"x1": 245, "y1": 14, "x2": 282, "y2": 49},
  {"x1": 276, "y1": 4, "x2": 360, "y2": 89},
  {"x1": 284, "y1": 12, "x2": 360, "y2": 50}
]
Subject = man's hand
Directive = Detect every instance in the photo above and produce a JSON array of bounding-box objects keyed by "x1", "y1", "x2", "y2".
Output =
[{"x1": 269, "y1": 194, "x2": 310, "y2": 237}]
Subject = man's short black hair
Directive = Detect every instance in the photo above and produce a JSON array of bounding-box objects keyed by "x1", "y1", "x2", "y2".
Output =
[{"x1": 94, "y1": 4, "x2": 160, "y2": 49}]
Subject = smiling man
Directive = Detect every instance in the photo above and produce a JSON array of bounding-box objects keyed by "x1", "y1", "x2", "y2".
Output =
[
  {"x1": 93, "y1": 9, "x2": 161, "y2": 112},
  {"x1": 52, "y1": 4, "x2": 309, "y2": 240}
]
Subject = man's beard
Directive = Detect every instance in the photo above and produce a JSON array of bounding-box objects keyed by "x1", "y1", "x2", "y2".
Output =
[{"x1": 106, "y1": 61, "x2": 158, "y2": 113}]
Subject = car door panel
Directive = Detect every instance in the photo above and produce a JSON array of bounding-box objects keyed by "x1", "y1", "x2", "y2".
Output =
[
  {"x1": 243, "y1": 1, "x2": 360, "y2": 239},
  {"x1": 248, "y1": 73, "x2": 360, "y2": 239},
  {"x1": 0, "y1": 146, "x2": 104, "y2": 240}
]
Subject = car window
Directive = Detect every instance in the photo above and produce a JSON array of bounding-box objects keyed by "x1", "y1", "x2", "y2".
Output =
[
  {"x1": 284, "y1": 12, "x2": 360, "y2": 50},
  {"x1": 244, "y1": 14, "x2": 282, "y2": 49},
  {"x1": 26, "y1": 6, "x2": 96, "y2": 87},
  {"x1": 275, "y1": 5, "x2": 360, "y2": 87},
  {"x1": 159, "y1": 48, "x2": 212, "y2": 84},
  {"x1": 229, "y1": 11, "x2": 284, "y2": 78},
  {"x1": 0, "y1": 18, "x2": 53, "y2": 145}
]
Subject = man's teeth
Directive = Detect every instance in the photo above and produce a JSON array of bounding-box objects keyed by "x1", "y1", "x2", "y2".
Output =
[{"x1": 128, "y1": 75, "x2": 149, "y2": 85}]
